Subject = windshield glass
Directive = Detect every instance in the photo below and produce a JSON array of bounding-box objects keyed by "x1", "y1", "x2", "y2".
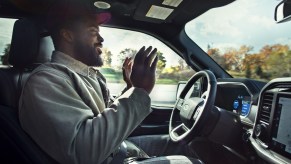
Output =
[{"x1": 185, "y1": 0, "x2": 291, "y2": 81}]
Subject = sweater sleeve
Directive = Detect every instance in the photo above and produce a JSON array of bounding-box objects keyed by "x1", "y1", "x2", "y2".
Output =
[{"x1": 19, "y1": 70, "x2": 151, "y2": 164}]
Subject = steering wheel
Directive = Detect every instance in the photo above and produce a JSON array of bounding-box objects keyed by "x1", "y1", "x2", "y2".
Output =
[{"x1": 169, "y1": 70, "x2": 217, "y2": 142}]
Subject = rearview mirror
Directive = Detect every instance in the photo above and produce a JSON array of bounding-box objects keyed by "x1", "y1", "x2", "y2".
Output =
[{"x1": 275, "y1": 0, "x2": 291, "y2": 23}]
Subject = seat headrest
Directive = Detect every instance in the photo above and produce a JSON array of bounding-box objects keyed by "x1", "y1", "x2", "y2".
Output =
[
  {"x1": 9, "y1": 19, "x2": 41, "y2": 68},
  {"x1": 37, "y1": 36, "x2": 54, "y2": 63},
  {"x1": 8, "y1": 18, "x2": 54, "y2": 68}
]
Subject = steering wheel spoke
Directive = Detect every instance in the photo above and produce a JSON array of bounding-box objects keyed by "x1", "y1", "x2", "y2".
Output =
[
  {"x1": 170, "y1": 123, "x2": 190, "y2": 141},
  {"x1": 193, "y1": 106, "x2": 202, "y2": 120}
]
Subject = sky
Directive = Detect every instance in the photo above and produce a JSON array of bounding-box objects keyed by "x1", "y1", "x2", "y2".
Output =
[
  {"x1": 185, "y1": 0, "x2": 291, "y2": 53},
  {"x1": 1, "y1": 0, "x2": 291, "y2": 66}
]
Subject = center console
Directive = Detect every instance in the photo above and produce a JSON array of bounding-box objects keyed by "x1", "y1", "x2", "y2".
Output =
[{"x1": 250, "y1": 78, "x2": 291, "y2": 163}]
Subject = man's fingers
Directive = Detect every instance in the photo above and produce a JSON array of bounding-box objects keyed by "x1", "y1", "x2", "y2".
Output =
[
  {"x1": 140, "y1": 46, "x2": 152, "y2": 63},
  {"x1": 123, "y1": 57, "x2": 129, "y2": 68},
  {"x1": 150, "y1": 56, "x2": 159, "y2": 72},
  {"x1": 128, "y1": 59, "x2": 133, "y2": 68},
  {"x1": 134, "y1": 46, "x2": 145, "y2": 64},
  {"x1": 144, "y1": 46, "x2": 153, "y2": 56},
  {"x1": 145, "y1": 48, "x2": 157, "y2": 68},
  {"x1": 134, "y1": 46, "x2": 153, "y2": 64}
]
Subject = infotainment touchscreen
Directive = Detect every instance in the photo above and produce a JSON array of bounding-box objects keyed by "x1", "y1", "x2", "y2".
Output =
[{"x1": 271, "y1": 96, "x2": 291, "y2": 158}]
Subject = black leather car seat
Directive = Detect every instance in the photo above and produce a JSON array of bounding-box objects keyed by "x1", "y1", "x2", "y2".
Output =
[
  {"x1": 0, "y1": 18, "x2": 53, "y2": 108},
  {"x1": 0, "y1": 18, "x2": 56, "y2": 164}
]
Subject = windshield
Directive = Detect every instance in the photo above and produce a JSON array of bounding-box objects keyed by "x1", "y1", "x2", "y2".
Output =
[{"x1": 185, "y1": 0, "x2": 291, "y2": 81}]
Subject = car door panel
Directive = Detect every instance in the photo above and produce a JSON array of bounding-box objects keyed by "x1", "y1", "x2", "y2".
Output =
[{"x1": 130, "y1": 106, "x2": 180, "y2": 136}]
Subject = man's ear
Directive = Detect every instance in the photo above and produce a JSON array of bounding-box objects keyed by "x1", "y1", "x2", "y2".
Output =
[{"x1": 60, "y1": 29, "x2": 74, "y2": 43}]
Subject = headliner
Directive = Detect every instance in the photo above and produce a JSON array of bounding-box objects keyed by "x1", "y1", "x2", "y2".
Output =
[{"x1": 0, "y1": 0, "x2": 235, "y2": 40}]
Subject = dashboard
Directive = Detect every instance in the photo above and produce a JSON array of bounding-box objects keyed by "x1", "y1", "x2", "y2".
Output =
[
  {"x1": 213, "y1": 78, "x2": 266, "y2": 127},
  {"x1": 250, "y1": 78, "x2": 291, "y2": 163},
  {"x1": 198, "y1": 78, "x2": 291, "y2": 163}
]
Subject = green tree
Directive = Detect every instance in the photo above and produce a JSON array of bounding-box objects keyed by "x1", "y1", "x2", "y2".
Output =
[
  {"x1": 156, "y1": 51, "x2": 166, "y2": 74},
  {"x1": 1, "y1": 44, "x2": 10, "y2": 65},
  {"x1": 178, "y1": 58, "x2": 185, "y2": 70},
  {"x1": 102, "y1": 48, "x2": 113, "y2": 67},
  {"x1": 264, "y1": 44, "x2": 291, "y2": 79}
]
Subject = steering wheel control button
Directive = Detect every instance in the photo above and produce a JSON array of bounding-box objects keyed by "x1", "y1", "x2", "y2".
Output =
[
  {"x1": 183, "y1": 104, "x2": 189, "y2": 111},
  {"x1": 176, "y1": 99, "x2": 184, "y2": 110},
  {"x1": 193, "y1": 108, "x2": 200, "y2": 120}
]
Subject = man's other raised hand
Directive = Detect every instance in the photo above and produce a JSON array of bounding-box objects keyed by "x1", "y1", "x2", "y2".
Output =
[{"x1": 130, "y1": 46, "x2": 158, "y2": 94}]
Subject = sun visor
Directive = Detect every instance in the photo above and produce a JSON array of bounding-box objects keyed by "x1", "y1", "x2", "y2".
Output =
[{"x1": 133, "y1": 0, "x2": 187, "y2": 23}]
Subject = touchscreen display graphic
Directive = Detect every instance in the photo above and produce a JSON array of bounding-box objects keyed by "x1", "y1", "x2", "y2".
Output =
[
  {"x1": 232, "y1": 96, "x2": 251, "y2": 116},
  {"x1": 272, "y1": 97, "x2": 291, "y2": 157}
]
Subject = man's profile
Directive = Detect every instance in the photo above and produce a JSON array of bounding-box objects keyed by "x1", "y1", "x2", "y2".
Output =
[
  {"x1": 19, "y1": 1, "x2": 157, "y2": 163},
  {"x1": 18, "y1": 1, "x2": 199, "y2": 164}
]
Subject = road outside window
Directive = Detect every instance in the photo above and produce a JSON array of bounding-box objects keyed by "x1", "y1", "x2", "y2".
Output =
[{"x1": 99, "y1": 27, "x2": 195, "y2": 107}]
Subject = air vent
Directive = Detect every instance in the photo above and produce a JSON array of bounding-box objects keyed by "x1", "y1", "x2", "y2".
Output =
[{"x1": 259, "y1": 92, "x2": 273, "y2": 124}]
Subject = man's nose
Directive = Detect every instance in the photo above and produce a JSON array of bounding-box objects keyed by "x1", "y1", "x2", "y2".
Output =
[{"x1": 98, "y1": 33, "x2": 104, "y2": 43}]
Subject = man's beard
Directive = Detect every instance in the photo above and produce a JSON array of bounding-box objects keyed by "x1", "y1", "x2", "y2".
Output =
[{"x1": 74, "y1": 41, "x2": 103, "y2": 67}]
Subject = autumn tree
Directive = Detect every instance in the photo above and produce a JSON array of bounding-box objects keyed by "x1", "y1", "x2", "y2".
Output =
[
  {"x1": 242, "y1": 53, "x2": 262, "y2": 71},
  {"x1": 259, "y1": 44, "x2": 289, "y2": 71},
  {"x1": 245, "y1": 64, "x2": 251, "y2": 78},
  {"x1": 255, "y1": 65, "x2": 263, "y2": 78},
  {"x1": 223, "y1": 45, "x2": 253, "y2": 72},
  {"x1": 207, "y1": 47, "x2": 225, "y2": 68}
]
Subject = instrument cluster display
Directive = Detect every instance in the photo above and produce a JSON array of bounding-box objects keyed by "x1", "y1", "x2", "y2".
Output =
[
  {"x1": 215, "y1": 83, "x2": 252, "y2": 116},
  {"x1": 232, "y1": 95, "x2": 251, "y2": 116}
]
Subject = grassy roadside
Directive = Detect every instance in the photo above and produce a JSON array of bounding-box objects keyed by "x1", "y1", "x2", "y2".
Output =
[{"x1": 99, "y1": 67, "x2": 187, "y2": 85}]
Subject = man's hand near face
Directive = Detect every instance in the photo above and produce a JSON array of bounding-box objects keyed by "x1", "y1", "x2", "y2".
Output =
[
  {"x1": 122, "y1": 57, "x2": 133, "y2": 89},
  {"x1": 128, "y1": 46, "x2": 158, "y2": 94}
]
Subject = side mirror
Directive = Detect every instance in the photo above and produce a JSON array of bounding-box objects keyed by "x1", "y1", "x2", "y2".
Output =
[
  {"x1": 176, "y1": 81, "x2": 187, "y2": 100},
  {"x1": 176, "y1": 80, "x2": 201, "y2": 100},
  {"x1": 275, "y1": 0, "x2": 291, "y2": 23}
]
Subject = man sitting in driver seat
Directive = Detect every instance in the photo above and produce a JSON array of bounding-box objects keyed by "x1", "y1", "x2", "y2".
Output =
[{"x1": 18, "y1": 1, "x2": 198, "y2": 163}]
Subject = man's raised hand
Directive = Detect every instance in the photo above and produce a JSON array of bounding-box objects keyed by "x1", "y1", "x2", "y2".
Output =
[
  {"x1": 130, "y1": 46, "x2": 158, "y2": 94},
  {"x1": 122, "y1": 57, "x2": 133, "y2": 88}
]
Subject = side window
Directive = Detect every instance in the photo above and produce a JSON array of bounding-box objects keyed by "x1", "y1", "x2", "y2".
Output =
[
  {"x1": 0, "y1": 18, "x2": 16, "y2": 66},
  {"x1": 99, "y1": 27, "x2": 195, "y2": 107}
]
